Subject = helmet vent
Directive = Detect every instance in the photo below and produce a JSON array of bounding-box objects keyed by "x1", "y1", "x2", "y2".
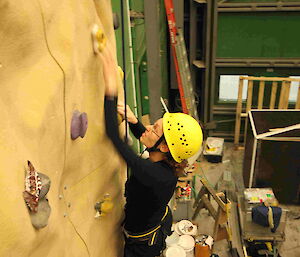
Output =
[
  {"x1": 186, "y1": 144, "x2": 189, "y2": 146},
  {"x1": 178, "y1": 128, "x2": 180, "y2": 131},
  {"x1": 182, "y1": 134, "x2": 185, "y2": 136},
  {"x1": 182, "y1": 143, "x2": 184, "y2": 145}
]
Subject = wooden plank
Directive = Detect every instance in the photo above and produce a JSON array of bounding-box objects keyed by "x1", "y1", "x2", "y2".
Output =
[
  {"x1": 201, "y1": 178, "x2": 226, "y2": 211},
  {"x1": 256, "y1": 123, "x2": 300, "y2": 139},
  {"x1": 234, "y1": 78, "x2": 244, "y2": 145},
  {"x1": 261, "y1": 137, "x2": 300, "y2": 142},
  {"x1": 246, "y1": 80, "x2": 253, "y2": 112},
  {"x1": 192, "y1": 200, "x2": 205, "y2": 220},
  {"x1": 192, "y1": 60, "x2": 205, "y2": 68},
  {"x1": 229, "y1": 203, "x2": 245, "y2": 257},
  {"x1": 202, "y1": 195, "x2": 217, "y2": 219},
  {"x1": 258, "y1": 80, "x2": 265, "y2": 109},
  {"x1": 240, "y1": 76, "x2": 300, "y2": 82},
  {"x1": 193, "y1": 186, "x2": 207, "y2": 208},
  {"x1": 284, "y1": 81, "x2": 291, "y2": 108},
  {"x1": 194, "y1": 0, "x2": 207, "y2": 3},
  {"x1": 213, "y1": 207, "x2": 229, "y2": 242},
  {"x1": 296, "y1": 84, "x2": 300, "y2": 109},
  {"x1": 278, "y1": 81, "x2": 287, "y2": 108},
  {"x1": 242, "y1": 80, "x2": 254, "y2": 145},
  {"x1": 269, "y1": 82, "x2": 278, "y2": 109}
]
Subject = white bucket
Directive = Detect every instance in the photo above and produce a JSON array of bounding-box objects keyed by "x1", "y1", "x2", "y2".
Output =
[
  {"x1": 175, "y1": 220, "x2": 197, "y2": 236},
  {"x1": 164, "y1": 245, "x2": 186, "y2": 257},
  {"x1": 178, "y1": 235, "x2": 195, "y2": 250},
  {"x1": 165, "y1": 232, "x2": 180, "y2": 247},
  {"x1": 178, "y1": 235, "x2": 195, "y2": 257},
  {"x1": 185, "y1": 248, "x2": 195, "y2": 257}
]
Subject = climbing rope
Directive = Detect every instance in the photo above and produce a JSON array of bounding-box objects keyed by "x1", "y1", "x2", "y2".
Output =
[{"x1": 120, "y1": 0, "x2": 129, "y2": 144}]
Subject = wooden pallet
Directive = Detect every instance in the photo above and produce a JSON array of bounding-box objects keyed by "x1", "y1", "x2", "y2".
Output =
[{"x1": 234, "y1": 76, "x2": 300, "y2": 147}]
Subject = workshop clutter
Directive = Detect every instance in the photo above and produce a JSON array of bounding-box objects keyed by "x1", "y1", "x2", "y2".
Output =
[
  {"x1": 164, "y1": 220, "x2": 214, "y2": 257},
  {"x1": 203, "y1": 137, "x2": 224, "y2": 163},
  {"x1": 195, "y1": 234, "x2": 214, "y2": 257},
  {"x1": 176, "y1": 181, "x2": 193, "y2": 201},
  {"x1": 244, "y1": 188, "x2": 285, "y2": 233}
]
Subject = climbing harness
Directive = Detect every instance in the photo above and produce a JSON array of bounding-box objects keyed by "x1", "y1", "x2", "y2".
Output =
[{"x1": 123, "y1": 206, "x2": 170, "y2": 246}]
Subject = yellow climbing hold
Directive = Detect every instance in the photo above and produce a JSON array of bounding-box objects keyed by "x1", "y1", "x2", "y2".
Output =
[
  {"x1": 99, "y1": 194, "x2": 114, "y2": 217},
  {"x1": 117, "y1": 113, "x2": 123, "y2": 125},
  {"x1": 118, "y1": 66, "x2": 124, "y2": 81},
  {"x1": 92, "y1": 24, "x2": 107, "y2": 54}
]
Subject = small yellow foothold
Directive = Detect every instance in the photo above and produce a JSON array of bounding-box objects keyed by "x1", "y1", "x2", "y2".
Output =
[
  {"x1": 118, "y1": 66, "x2": 124, "y2": 81},
  {"x1": 92, "y1": 24, "x2": 107, "y2": 54},
  {"x1": 100, "y1": 197, "x2": 113, "y2": 217},
  {"x1": 94, "y1": 194, "x2": 114, "y2": 218},
  {"x1": 117, "y1": 113, "x2": 124, "y2": 125},
  {"x1": 96, "y1": 29, "x2": 106, "y2": 52}
]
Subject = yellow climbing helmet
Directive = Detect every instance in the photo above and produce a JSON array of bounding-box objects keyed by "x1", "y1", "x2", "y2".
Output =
[{"x1": 163, "y1": 112, "x2": 203, "y2": 163}]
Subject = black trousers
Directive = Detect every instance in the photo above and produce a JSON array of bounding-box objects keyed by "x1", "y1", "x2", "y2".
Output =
[
  {"x1": 124, "y1": 229, "x2": 166, "y2": 257},
  {"x1": 123, "y1": 209, "x2": 173, "y2": 257}
]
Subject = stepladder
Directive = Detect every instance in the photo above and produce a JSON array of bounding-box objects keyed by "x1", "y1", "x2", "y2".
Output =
[{"x1": 192, "y1": 175, "x2": 232, "y2": 249}]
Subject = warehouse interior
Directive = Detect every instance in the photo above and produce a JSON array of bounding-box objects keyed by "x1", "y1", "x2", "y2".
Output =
[{"x1": 0, "y1": 0, "x2": 299, "y2": 257}]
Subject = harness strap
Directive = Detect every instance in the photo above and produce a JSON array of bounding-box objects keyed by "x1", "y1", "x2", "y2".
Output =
[{"x1": 123, "y1": 206, "x2": 169, "y2": 246}]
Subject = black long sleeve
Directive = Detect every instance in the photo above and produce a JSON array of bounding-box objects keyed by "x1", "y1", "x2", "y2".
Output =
[
  {"x1": 104, "y1": 96, "x2": 177, "y2": 232},
  {"x1": 104, "y1": 96, "x2": 170, "y2": 186},
  {"x1": 129, "y1": 121, "x2": 146, "y2": 139}
]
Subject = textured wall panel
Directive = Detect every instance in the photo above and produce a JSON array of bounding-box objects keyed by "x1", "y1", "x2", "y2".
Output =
[{"x1": 0, "y1": 0, "x2": 125, "y2": 256}]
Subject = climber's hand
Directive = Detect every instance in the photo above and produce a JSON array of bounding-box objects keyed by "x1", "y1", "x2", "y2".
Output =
[
  {"x1": 117, "y1": 103, "x2": 138, "y2": 124},
  {"x1": 100, "y1": 47, "x2": 118, "y2": 97}
]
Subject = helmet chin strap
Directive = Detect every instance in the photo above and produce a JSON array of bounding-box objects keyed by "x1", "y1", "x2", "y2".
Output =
[{"x1": 145, "y1": 134, "x2": 165, "y2": 153}]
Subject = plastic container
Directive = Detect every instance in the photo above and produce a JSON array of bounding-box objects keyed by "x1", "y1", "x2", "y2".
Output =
[
  {"x1": 164, "y1": 245, "x2": 186, "y2": 257},
  {"x1": 195, "y1": 243, "x2": 210, "y2": 257},
  {"x1": 165, "y1": 232, "x2": 180, "y2": 247},
  {"x1": 175, "y1": 220, "x2": 197, "y2": 236},
  {"x1": 178, "y1": 235, "x2": 195, "y2": 257}
]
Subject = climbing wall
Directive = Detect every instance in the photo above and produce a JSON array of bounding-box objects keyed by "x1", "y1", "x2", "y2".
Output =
[{"x1": 0, "y1": 0, "x2": 126, "y2": 256}]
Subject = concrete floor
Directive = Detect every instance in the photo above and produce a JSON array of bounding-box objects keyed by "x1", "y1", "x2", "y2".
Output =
[{"x1": 172, "y1": 143, "x2": 300, "y2": 257}]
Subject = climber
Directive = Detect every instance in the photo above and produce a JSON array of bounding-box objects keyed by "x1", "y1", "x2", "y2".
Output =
[{"x1": 100, "y1": 47, "x2": 203, "y2": 257}]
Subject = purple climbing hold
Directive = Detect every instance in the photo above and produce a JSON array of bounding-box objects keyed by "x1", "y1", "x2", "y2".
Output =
[
  {"x1": 71, "y1": 110, "x2": 88, "y2": 140},
  {"x1": 80, "y1": 112, "x2": 88, "y2": 138},
  {"x1": 71, "y1": 110, "x2": 81, "y2": 140}
]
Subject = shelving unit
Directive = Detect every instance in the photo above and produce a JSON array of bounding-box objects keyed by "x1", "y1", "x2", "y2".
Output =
[{"x1": 189, "y1": 0, "x2": 212, "y2": 123}]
